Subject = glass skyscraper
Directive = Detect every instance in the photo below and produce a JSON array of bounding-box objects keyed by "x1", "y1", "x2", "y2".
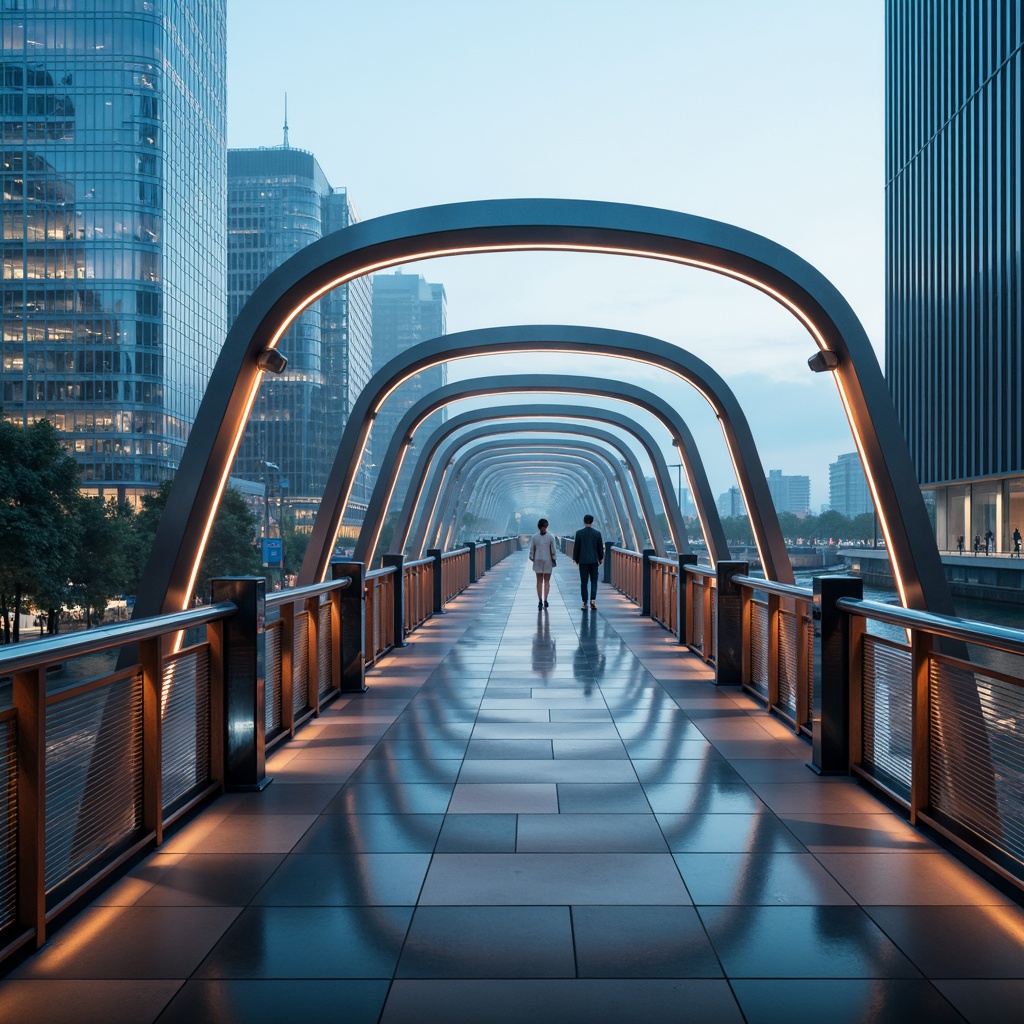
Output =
[
  {"x1": 886, "y1": 3, "x2": 1024, "y2": 551},
  {"x1": 227, "y1": 145, "x2": 373, "y2": 532},
  {"x1": 370, "y1": 270, "x2": 447, "y2": 502},
  {"x1": 828, "y1": 452, "x2": 871, "y2": 518},
  {"x1": 1, "y1": 0, "x2": 227, "y2": 503}
]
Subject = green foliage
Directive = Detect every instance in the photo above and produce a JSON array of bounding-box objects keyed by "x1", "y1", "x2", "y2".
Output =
[
  {"x1": 0, "y1": 419, "x2": 82, "y2": 640},
  {"x1": 281, "y1": 511, "x2": 310, "y2": 576},
  {"x1": 196, "y1": 487, "x2": 262, "y2": 598},
  {"x1": 69, "y1": 496, "x2": 136, "y2": 626},
  {"x1": 720, "y1": 515, "x2": 754, "y2": 545},
  {"x1": 134, "y1": 482, "x2": 261, "y2": 602}
]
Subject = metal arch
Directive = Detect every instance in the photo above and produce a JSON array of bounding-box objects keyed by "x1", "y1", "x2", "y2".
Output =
[
  {"x1": 135, "y1": 198, "x2": 949, "y2": 617},
  {"x1": 437, "y1": 450, "x2": 632, "y2": 553},
  {"x1": 352, "y1": 374, "x2": 729, "y2": 564},
  {"x1": 302, "y1": 325, "x2": 790, "y2": 586},
  {"x1": 433, "y1": 438, "x2": 654, "y2": 555},
  {"x1": 411, "y1": 416, "x2": 673, "y2": 561},
  {"x1": 455, "y1": 461, "x2": 612, "y2": 545},
  {"x1": 382, "y1": 408, "x2": 684, "y2": 562},
  {"x1": 444, "y1": 459, "x2": 618, "y2": 548},
  {"x1": 437, "y1": 444, "x2": 644, "y2": 553}
]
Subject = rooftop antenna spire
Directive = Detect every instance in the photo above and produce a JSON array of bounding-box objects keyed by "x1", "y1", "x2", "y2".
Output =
[{"x1": 282, "y1": 93, "x2": 290, "y2": 149}]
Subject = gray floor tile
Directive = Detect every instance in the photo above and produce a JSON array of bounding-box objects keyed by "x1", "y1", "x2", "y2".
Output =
[
  {"x1": 572, "y1": 905, "x2": 723, "y2": 977},
  {"x1": 516, "y1": 813, "x2": 668, "y2": 852},
  {"x1": 381, "y1": 979, "x2": 744, "y2": 1023},
  {"x1": 419, "y1": 853, "x2": 692, "y2": 905},
  {"x1": 0, "y1": 980, "x2": 183, "y2": 1024},
  {"x1": 396, "y1": 906, "x2": 575, "y2": 978},
  {"x1": 459, "y1": 759, "x2": 637, "y2": 784},
  {"x1": 253, "y1": 853, "x2": 430, "y2": 906},
  {"x1": 656, "y1": 812, "x2": 804, "y2": 853},
  {"x1": 448, "y1": 782, "x2": 559, "y2": 813},
  {"x1": 557, "y1": 782, "x2": 652, "y2": 813},
  {"x1": 435, "y1": 813, "x2": 518, "y2": 852}
]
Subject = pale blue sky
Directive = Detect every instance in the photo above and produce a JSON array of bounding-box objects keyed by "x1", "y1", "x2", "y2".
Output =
[{"x1": 227, "y1": 0, "x2": 885, "y2": 510}]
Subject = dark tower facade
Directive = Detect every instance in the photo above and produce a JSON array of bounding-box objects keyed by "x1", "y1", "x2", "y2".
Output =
[{"x1": 886, "y1": 3, "x2": 1024, "y2": 550}]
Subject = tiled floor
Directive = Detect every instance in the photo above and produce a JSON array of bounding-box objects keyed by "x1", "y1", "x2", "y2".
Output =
[{"x1": 3, "y1": 554, "x2": 1023, "y2": 1023}]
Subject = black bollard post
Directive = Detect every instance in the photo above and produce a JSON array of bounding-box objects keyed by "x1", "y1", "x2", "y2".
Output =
[
  {"x1": 332, "y1": 561, "x2": 367, "y2": 692},
  {"x1": 211, "y1": 576, "x2": 270, "y2": 791}
]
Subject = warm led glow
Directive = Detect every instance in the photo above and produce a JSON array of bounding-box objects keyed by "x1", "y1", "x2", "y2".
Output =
[
  {"x1": 236, "y1": 235, "x2": 853, "y2": 592},
  {"x1": 833, "y1": 374, "x2": 909, "y2": 607}
]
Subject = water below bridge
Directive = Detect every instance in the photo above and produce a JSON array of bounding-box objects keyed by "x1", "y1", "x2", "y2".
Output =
[{"x1": 2, "y1": 553, "x2": 1021, "y2": 1023}]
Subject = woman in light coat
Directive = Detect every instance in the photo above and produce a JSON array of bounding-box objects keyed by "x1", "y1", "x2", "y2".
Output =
[{"x1": 528, "y1": 518, "x2": 557, "y2": 609}]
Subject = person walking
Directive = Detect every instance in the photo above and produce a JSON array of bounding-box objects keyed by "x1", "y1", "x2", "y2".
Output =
[
  {"x1": 528, "y1": 518, "x2": 557, "y2": 609},
  {"x1": 573, "y1": 514, "x2": 604, "y2": 610},
  {"x1": 957, "y1": 534, "x2": 965, "y2": 555},
  {"x1": 1013, "y1": 527, "x2": 1022, "y2": 558},
  {"x1": 984, "y1": 529, "x2": 994, "y2": 555}
]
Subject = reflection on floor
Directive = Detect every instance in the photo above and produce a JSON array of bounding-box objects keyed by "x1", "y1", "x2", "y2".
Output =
[{"x1": 3, "y1": 553, "x2": 1022, "y2": 1023}]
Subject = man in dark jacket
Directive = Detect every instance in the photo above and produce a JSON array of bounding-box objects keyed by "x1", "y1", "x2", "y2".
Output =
[{"x1": 573, "y1": 514, "x2": 604, "y2": 609}]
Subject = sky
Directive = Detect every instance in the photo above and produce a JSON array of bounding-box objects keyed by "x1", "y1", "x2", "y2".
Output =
[{"x1": 226, "y1": 0, "x2": 886, "y2": 511}]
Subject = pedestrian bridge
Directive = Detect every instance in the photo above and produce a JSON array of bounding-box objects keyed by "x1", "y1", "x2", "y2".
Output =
[
  {"x1": 2, "y1": 197, "x2": 1024, "y2": 1020},
  {"x1": 1, "y1": 551, "x2": 1022, "y2": 1023}
]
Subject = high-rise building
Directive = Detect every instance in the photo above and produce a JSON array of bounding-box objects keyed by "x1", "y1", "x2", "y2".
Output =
[
  {"x1": 886, "y1": 5, "x2": 1024, "y2": 551},
  {"x1": 766, "y1": 469, "x2": 811, "y2": 516},
  {"x1": 1, "y1": 0, "x2": 227, "y2": 503},
  {"x1": 370, "y1": 271, "x2": 447, "y2": 495},
  {"x1": 716, "y1": 486, "x2": 745, "y2": 519},
  {"x1": 828, "y1": 452, "x2": 872, "y2": 518},
  {"x1": 227, "y1": 146, "x2": 372, "y2": 532}
]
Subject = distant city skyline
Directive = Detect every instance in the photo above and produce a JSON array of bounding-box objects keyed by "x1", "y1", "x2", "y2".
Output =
[{"x1": 225, "y1": 0, "x2": 885, "y2": 510}]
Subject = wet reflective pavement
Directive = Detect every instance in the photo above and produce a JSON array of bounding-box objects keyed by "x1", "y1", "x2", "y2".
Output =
[{"x1": 3, "y1": 553, "x2": 1023, "y2": 1022}]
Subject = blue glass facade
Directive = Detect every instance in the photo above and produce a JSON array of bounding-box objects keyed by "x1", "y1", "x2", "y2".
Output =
[
  {"x1": 1, "y1": 0, "x2": 227, "y2": 502},
  {"x1": 370, "y1": 271, "x2": 447, "y2": 498},
  {"x1": 227, "y1": 148, "x2": 373, "y2": 531},
  {"x1": 886, "y1": 2, "x2": 1024, "y2": 550}
]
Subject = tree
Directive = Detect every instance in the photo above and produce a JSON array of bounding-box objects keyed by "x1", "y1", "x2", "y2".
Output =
[
  {"x1": 0, "y1": 419, "x2": 81, "y2": 642},
  {"x1": 281, "y1": 510, "x2": 310, "y2": 578},
  {"x1": 69, "y1": 497, "x2": 135, "y2": 628},
  {"x1": 720, "y1": 515, "x2": 754, "y2": 545},
  {"x1": 197, "y1": 487, "x2": 262, "y2": 598},
  {"x1": 128, "y1": 481, "x2": 262, "y2": 604},
  {"x1": 814, "y1": 509, "x2": 851, "y2": 543}
]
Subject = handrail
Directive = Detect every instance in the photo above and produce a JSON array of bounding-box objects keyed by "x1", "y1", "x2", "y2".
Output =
[
  {"x1": 649, "y1": 555, "x2": 678, "y2": 567},
  {"x1": 441, "y1": 546, "x2": 470, "y2": 560},
  {"x1": 733, "y1": 574, "x2": 813, "y2": 601},
  {"x1": 682, "y1": 562, "x2": 716, "y2": 576},
  {"x1": 265, "y1": 575, "x2": 352, "y2": 610},
  {"x1": 406, "y1": 556, "x2": 434, "y2": 569},
  {"x1": 365, "y1": 565, "x2": 398, "y2": 579},
  {"x1": 0, "y1": 602, "x2": 237, "y2": 675},
  {"x1": 837, "y1": 596, "x2": 1024, "y2": 656}
]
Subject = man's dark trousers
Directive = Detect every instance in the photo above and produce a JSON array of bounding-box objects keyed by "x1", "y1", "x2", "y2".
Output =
[
  {"x1": 579, "y1": 562, "x2": 599, "y2": 603},
  {"x1": 573, "y1": 525, "x2": 604, "y2": 603}
]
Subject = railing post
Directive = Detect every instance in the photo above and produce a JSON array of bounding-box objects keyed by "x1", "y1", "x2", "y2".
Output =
[
  {"x1": 465, "y1": 542, "x2": 477, "y2": 584},
  {"x1": 332, "y1": 561, "x2": 367, "y2": 692},
  {"x1": 484, "y1": 538, "x2": 493, "y2": 570},
  {"x1": 382, "y1": 553, "x2": 408, "y2": 647},
  {"x1": 603, "y1": 540, "x2": 615, "y2": 583},
  {"x1": 14, "y1": 666, "x2": 46, "y2": 947},
  {"x1": 211, "y1": 576, "x2": 270, "y2": 792},
  {"x1": 675, "y1": 554, "x2": 697, "y2": 645},
  {"x1": 427, "y1": 548, "x2": 444, "y2": 614},
  {"x1": 810, "y1": 574, "x2": 863, "y2": 775},
  {"x1": 139, "y1": 635, "x2": 164, "y2": 843},
  {"x1": 641, "y1": 548, "x2": 655, "y2": 617},
  {"x1": 714, "y1": 560, "x2": 748, "y2": 685}
]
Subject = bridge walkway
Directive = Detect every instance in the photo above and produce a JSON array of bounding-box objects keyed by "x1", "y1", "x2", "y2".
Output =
[{"x1": 2, "y1": 553, "x2": 1021, "y2": 1022}]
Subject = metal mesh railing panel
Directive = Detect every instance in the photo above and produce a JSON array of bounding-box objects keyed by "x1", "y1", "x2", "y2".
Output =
[
  {"x1": 710, "y1": 588, "x2": 718, "y2": 661},
  {"x1": 0, "y1": 716, "x2": 16, "y2": 933},
  {"x1": 803, "y1": 612, "x2": 815, "y2": 723},
  {"x1": 265, "y1": 623, "x2": 282, "y2": 738},
  {"x1": 292, "y1": 613, "x2": 310, "y2": 718},
  {"x1": 692, "y1": 584, "x2": 704, "y2": 650},
  {"x1": 748, "y1": 601, "x2": 769, "y2": 701},
  {"x1": 861, "y1": 637, "x2": 912, "y2": 799},
  {"x1": 929, "y1": 659, "x2": 1024, "y2": 864},
  {"x1": 45, "y1": 675, "x2": 144, "y2": 893},
  {"x1": 161, "y1": 648, "x2": 211, "y2": 810},
  {"x1": 318, "y1": 602, "x2": 332, "y2": 697},
  {"x1": 778, "y1": 611, "x2": 798, "y2": 719}
]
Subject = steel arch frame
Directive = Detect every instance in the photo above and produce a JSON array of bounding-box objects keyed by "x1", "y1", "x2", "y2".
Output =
[
  {"x1": 388, "y1": 410, "x2": 682, "y2": 561},
  {"x1": 428, "y1": 434, "x2": 657, "y2": 556},
  {"x1": 353, "y1": 373, "x2": 730, "y2": 564},
  {"x1": 135, "y1": 199, "x2": 948, "y2": 617}
]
